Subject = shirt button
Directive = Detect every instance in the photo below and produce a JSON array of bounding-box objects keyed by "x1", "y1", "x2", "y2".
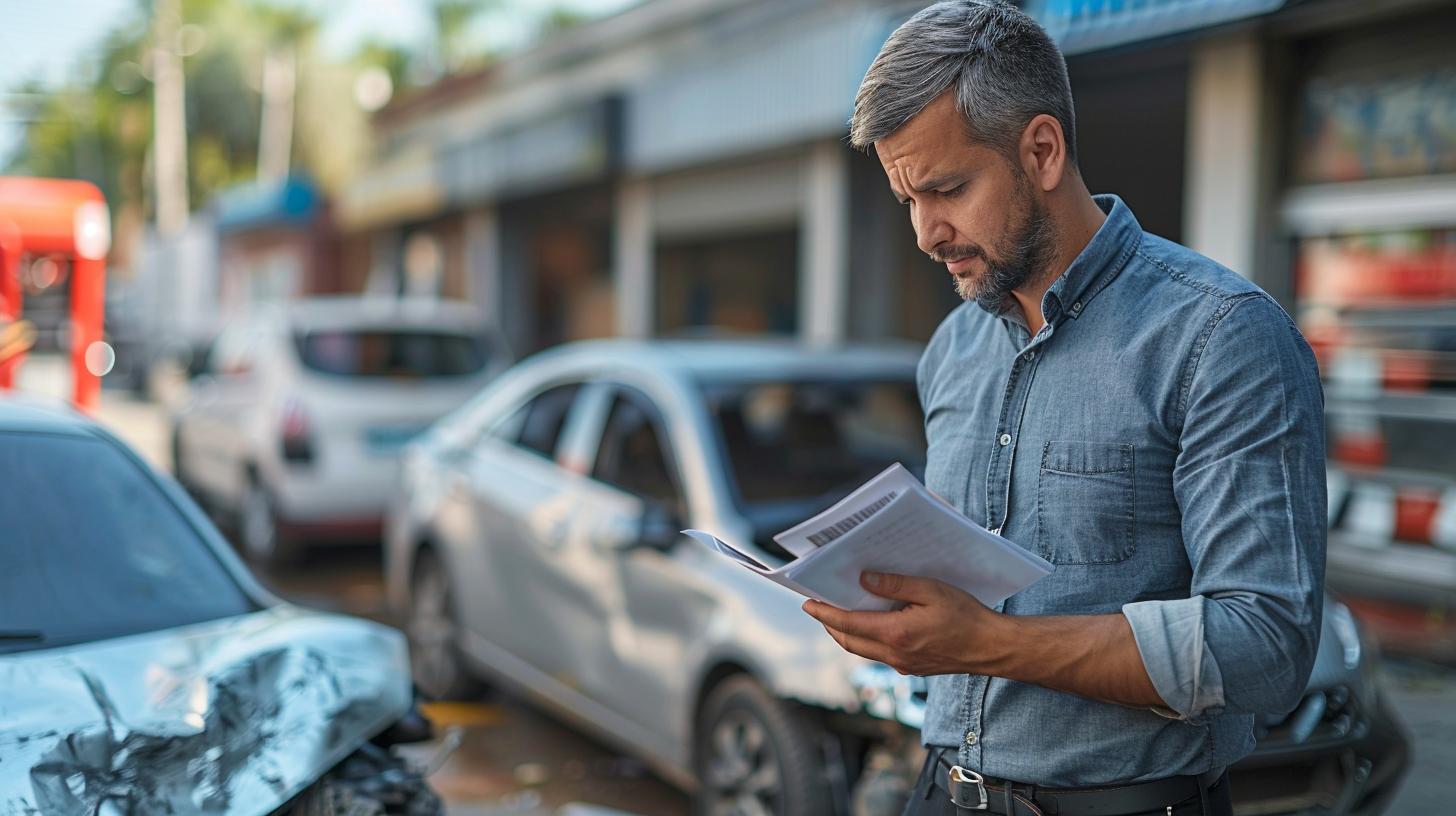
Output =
[
  {"x1": 998, "y1": 433, "x2": 1012, "y2": 447},
  {"x1": 1023, "y1": 351, "x2": 1035, "y2": 362},
  {"x1": 965, "y1": 730, "x2": 979, "y2": 746},
  {"x1": 1071, "y1": 301, "x2": 1083, "y2": 313}
]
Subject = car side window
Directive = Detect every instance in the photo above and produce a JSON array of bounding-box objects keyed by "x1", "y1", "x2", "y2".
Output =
[
  {"x1": 510, "y1": 383, "x2": 581, "y2": 459},
  {"x1": 592, "y1": 389, "x2": 685, "y2": 516}
]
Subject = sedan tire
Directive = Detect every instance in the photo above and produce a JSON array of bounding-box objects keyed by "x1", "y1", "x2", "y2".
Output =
[
  {"x1": 408, "y1": 551, "x2": 485, "y2": 701},
  {"x1": 695, "y1": 674, "x2": 836, "y2": 816}
]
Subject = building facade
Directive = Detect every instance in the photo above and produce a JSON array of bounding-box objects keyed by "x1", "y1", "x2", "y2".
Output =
[
  {"x1": 341, "y1": 0, "x2": 1456, "y2": 645},
  {"x1": 341, "y1": 0, "x2": 970, "y2": 356}
]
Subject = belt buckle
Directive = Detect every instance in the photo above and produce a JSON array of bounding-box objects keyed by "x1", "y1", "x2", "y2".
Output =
[{"x1": 948, "y1": 765, "x2": 989, "y2": 810}]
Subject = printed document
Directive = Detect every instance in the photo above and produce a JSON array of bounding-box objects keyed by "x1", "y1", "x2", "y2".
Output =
[{"x1": 684, "y1": 463, "x2": 1052, "y2": 611}]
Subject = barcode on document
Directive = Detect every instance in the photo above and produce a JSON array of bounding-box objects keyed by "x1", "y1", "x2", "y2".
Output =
[{"x1": 806, "y1": 491, "x2": 897, "y2": 548}]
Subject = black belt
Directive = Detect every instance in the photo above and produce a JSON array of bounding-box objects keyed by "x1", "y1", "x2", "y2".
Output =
[{"x1": 930, "y1": 751, "x2": 1226, "y2": 816}]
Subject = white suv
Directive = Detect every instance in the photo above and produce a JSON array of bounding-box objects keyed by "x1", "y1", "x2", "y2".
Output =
[{"x1": 172, "y1": 296, "x2": 508, "y2": 562}]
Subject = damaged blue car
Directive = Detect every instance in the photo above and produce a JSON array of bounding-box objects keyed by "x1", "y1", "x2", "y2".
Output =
[{"x1": 0, "y1": 397, "x2": 442, "y2": 816}]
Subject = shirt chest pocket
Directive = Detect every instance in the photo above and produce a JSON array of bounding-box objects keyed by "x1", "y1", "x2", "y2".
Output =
[{"x1": 1034, "y1": 440, "x2": 1136, "y2": 565}]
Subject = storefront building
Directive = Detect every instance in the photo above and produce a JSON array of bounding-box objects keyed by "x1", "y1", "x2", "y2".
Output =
[
  {"x1": 1272, "y1": 1, "x2": 1456, "y2": 653},
  {"x1": 340, "y1": 0, "x2": 1456, "y2": 646},
  {"x1": 213, "y1": 176, "x2": 340, "y2": 314},
  {"x1": 340, "y1": 0, "x2": 955, "y2": 354}
]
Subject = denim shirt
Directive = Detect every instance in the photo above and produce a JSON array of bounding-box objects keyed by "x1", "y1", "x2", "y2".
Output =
[{"x1": 917, "y1": 195, "x2": 1326, "y2": 786}]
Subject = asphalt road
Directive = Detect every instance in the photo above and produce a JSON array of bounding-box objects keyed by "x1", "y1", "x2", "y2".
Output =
[
  {"x1": 249, "y1": 547, "x2": 1456, "y2": 816},
  {"x1": 1379, "y1": 658, "x2": 1456, "y2": 813}
]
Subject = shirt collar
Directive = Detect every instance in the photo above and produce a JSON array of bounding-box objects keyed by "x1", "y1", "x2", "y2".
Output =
[{"x1": 994, "y1": 194, "x2": 1142, "y2": 328}]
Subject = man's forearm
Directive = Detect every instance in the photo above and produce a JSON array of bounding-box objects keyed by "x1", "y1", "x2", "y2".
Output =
[
  {"x1": 803, "y1": 574, "x2": 1171, "y2": 711},
  {"x1": 977, "y1": 612, "x2": 1165, "y2": 710}
]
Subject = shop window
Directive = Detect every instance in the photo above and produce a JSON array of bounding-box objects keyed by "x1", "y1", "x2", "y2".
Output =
[
  {"x1": 530, "y1": 225, "x2": 614, "y2": 349},
  {"x1": 655, "y1": 228, "x2": 799, "y2": 337}
]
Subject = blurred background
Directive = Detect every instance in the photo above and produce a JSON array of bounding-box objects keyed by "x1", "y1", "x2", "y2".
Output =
[{"x1": 3, "y1": 0, "x2": 1455, "y2": 814}]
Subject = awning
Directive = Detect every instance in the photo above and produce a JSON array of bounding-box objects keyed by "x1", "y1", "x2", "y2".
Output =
[
  {"x1": 1025, "y1": 0, "x2": 1287, "y2": 55},
  {"x1": 214, "y1": 177, "x2": 319, "y2": 234}
]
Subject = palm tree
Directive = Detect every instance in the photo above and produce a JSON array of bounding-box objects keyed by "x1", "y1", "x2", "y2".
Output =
[{"x1": 431, "y1": 0, "x2": 501, "y2": 75}]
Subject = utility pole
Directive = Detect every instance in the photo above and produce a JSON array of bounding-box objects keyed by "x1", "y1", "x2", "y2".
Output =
[
  {"x1": 151, "y1": 0, "x2": 189, "y2": 234},
  {"x1": 257, "y1": 44, "x2": 296, "y2": 183}
]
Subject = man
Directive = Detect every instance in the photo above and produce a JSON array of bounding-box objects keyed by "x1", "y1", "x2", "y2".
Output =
[{"x1": 801, "y1": 2, "x2": 1327, "y2": 815}]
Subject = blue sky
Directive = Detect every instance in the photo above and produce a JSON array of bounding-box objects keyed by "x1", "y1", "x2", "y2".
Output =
[{"x1": 0, "y1": 0, "x2": 640, "y2": 163}]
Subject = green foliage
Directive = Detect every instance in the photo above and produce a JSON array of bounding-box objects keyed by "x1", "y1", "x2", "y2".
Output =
[
  {"x1": 351, "y1": 40, "x2": 414, "y2": 93},
  {"x1": 4, "y1": 0, "x2": 271, "y2": 224},
  {"x1": 3, "y1": 0, "x2": 628, "y2": 232},
  {"x1": 540, "y1": 6, "x2": 589, "y2": 37},
  {"x1": 431, "y1": 0, "x2": 503, "y2": 73},
  {"x1": 3, "y1": 0, "x2": 378, "y2": 225}
]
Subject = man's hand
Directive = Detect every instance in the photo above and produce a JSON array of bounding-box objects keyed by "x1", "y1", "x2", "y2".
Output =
[
  {"x1": 801, "y1": 572, "x2": 1006, "y2": 676},
  {"x1": 804, "y1": 571, "x2": 1168, "y2": 710}
]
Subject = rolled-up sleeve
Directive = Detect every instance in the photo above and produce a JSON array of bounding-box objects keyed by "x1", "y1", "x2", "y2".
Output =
[{"x1": 1123, "y1": 293, "x2": 1327, "y2": 722}]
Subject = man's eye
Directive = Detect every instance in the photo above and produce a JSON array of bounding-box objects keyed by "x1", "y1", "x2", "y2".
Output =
[{"x1": 941, "y1": 183, "x2": 967, "y2": 199}]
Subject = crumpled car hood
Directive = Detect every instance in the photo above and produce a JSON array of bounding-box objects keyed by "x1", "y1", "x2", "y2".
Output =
[{"x1": 0, "y1": 604, "x2": 412, "y2": 816}]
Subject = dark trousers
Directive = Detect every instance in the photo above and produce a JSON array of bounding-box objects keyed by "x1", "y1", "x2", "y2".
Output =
[{"x1": 901, "y1": 750, "x2": 1234, "y2": 816}]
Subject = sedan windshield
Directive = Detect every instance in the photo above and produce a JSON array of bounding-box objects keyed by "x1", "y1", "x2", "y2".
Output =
[
  {"x1": 294, "y1": 329, "x2": 490, "y2": 379},
  {"x1": 0, "y1": 432, "x2": 254, "y2": 654},
  {"x1": 699, "y1": 378, "x2": 926, "y2": 550}
]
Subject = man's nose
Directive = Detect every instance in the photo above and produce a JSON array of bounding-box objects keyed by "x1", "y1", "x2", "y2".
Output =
[{"x1": 913, "y1": 205, "x2": 952, "y2": 257}]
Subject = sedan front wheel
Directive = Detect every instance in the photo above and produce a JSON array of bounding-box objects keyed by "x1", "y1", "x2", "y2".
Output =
[
  {"x1": 695, "y1": 675, "x2": 836, "y2": 816},
  {"x1": 408, "y1": 551, "x2": 484, "y2": 701}
]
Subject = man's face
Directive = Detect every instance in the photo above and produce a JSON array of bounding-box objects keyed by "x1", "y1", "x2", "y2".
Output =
[{"x1": 875, "y1": 91, "x2": 1054, "y2": 312}]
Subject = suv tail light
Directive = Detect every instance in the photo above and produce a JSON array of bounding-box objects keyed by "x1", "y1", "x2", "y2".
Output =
[{"x1": 280, "y1": 397, "x2": 315, "y2": 464}]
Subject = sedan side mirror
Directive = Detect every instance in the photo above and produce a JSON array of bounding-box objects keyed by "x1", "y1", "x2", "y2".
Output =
[{"x1": 636, "y1": 502, "x2": 684, "y2": 552}]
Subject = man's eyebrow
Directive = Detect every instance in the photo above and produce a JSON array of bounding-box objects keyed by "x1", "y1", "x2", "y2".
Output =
[
  {"x1": 889, "y1": 173, "x2": 964, "y2": 202},
  {"x1": 910, "y1": 174, "x2": 963, "y2": 193}
]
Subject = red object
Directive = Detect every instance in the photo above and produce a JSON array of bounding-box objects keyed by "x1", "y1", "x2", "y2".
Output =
[
  {"x1": 280, "y1": 396, "x2": 310, "y2": 440},
  {"x1": 1394, "y1": 490, "x2": 1441, "y2": 545},
  {"x1": 1296, "y1": 237, "x2": 1456, "y2": 307},
  {"x1": 1341, "y1": 595, "x2": 1456, "y2": 663},
  {"x1": 1301, "y1": 322, "x2": 1345, "y2": 372},
  {"x1": 1333, "y1": 432, "x2": 1387, "y2": 468},
  {"x1": 0, "y1": 177, "x2": 109, "y2": 411},
  {"x1": 1383, "y1": 351, "x2": 1434, "y2": 392},
  {"x1": 0, "y1": 220, "x2": 22, "y2": 389}
]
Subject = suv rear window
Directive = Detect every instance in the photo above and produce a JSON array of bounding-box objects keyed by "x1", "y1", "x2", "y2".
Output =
[
  {"x1": 294, "y1": 330, "x2": 489, "y2": 378},
  {"x1": 0, "y1": 432, "x2": 254, "y2": 653}
]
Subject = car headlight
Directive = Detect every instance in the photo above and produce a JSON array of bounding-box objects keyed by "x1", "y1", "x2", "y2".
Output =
[
  {"x1": 1328, "y1": 599, "x2": 1382, "y2": 708},
  {"x1": 850, "y1": 663, "x2": 927, "y2": 729},
  {"x1": 1327, "y1": 600, "x2": 1362, "y2": 672}
]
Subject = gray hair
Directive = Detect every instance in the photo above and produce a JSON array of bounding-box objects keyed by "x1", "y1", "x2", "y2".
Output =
[{"x1": 849, "y1": 0, "x2": 1077, "y2": 166}]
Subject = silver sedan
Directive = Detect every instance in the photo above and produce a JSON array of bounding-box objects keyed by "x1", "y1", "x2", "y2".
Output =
[{"x1": 384, "y1": 339, "x2": 930, "y2": 816}]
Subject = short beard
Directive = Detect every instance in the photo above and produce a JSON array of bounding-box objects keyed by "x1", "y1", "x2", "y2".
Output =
[{"x1": 948, "y1": 177, "x2": 1057, "y2": 314}]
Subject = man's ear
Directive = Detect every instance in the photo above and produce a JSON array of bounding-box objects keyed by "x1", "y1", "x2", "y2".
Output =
[{"x1": 1020, "y1": 113, "x2": 1068, "y2": 193}]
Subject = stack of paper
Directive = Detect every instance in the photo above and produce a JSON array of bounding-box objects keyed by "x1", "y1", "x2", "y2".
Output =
[{"x1": 684, "y1": 463, "x2": 1052, "y2": 611}]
